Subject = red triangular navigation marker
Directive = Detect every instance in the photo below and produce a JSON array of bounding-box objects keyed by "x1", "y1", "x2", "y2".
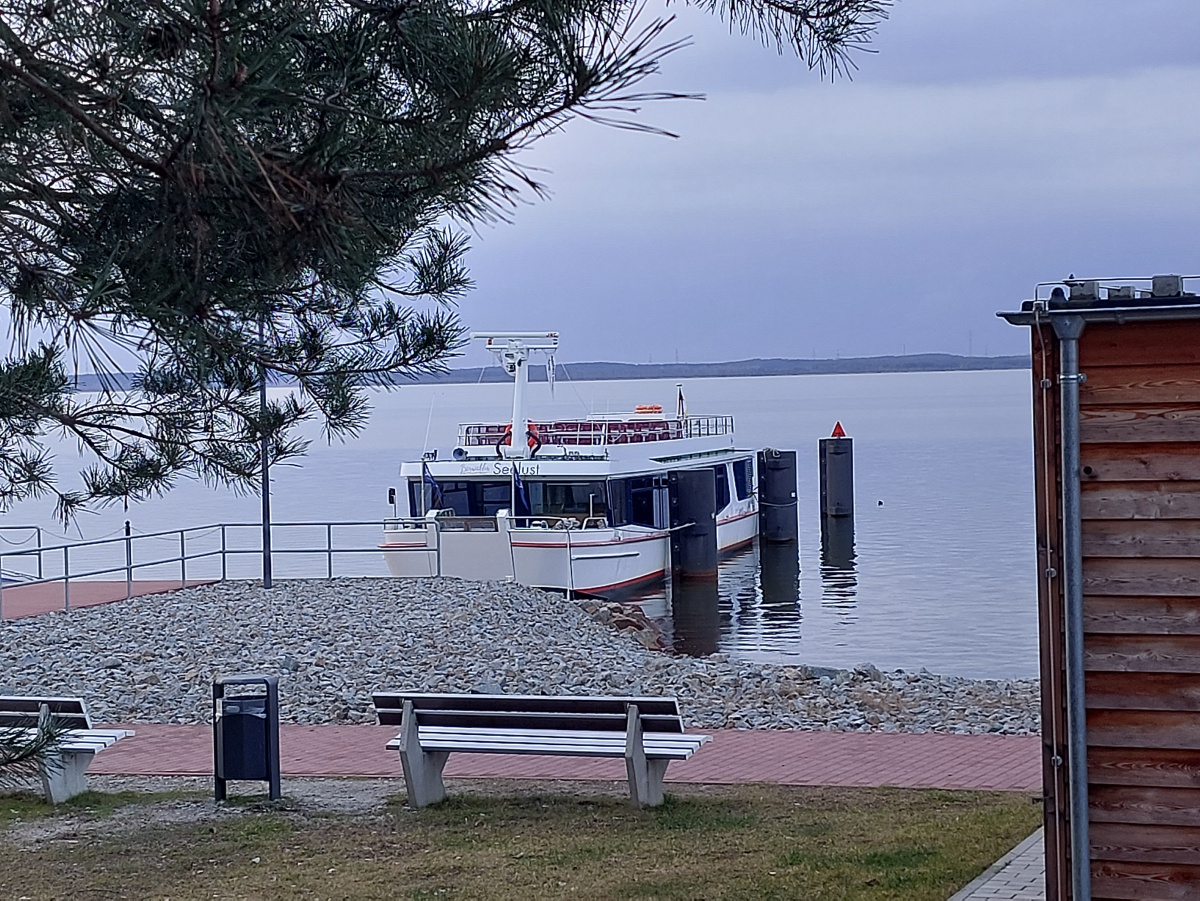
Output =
[{"x1": 831, "y1": 421, "x2": 846, "y2": 438}]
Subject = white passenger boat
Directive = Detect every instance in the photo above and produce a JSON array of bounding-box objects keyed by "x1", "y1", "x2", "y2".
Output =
[{"x1": 380, "y1": 332, "x2": 758, "y2": 594}]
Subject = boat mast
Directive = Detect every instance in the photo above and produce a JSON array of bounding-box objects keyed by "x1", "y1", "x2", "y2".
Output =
[{"x1": 475, "y1": 332, "x2": 558, "y2": 460}]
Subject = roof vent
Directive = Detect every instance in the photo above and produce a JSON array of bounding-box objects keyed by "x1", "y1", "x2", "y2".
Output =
[
  {"x1": 1152, "y1": 275, "x2": 1183, "y2": 298},
  {"x1": 1106, "y1": 285, "x2": 1134, "y2": 301},
  {"x1": 1067, "y1": 280, "x2": 1099, "y2": 302}
]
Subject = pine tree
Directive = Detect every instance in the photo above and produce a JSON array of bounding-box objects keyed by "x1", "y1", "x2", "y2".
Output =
[{"x1": 0, "y1": 0, "x2": 888, "y2": 517}]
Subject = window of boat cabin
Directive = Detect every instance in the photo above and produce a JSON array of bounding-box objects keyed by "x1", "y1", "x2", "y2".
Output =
[
  {"x1": 608, "y1": 479, "x2": 628, "y2": 525},
  {"x1": 409, "y1": 479, "x2": 510, "y2": 516},
  {"x1": 527, "y1": 481, "x2": 608, "y2": 519},
  {"x1": 609, "y1": 476, "x2": 668, "y2": 528},
  {"x1": 475, "y1": 482, "x2": 512, "y2": 516},
  {"x1": 732, "y1": 459, "x2": 752, "y2": 500},
  {"x1": 714, "y1": 465, "x2": 731, "y2": 510}
]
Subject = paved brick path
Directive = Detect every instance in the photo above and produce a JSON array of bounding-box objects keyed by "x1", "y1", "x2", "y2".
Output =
[
  {"x1": 91, "y1": 723, "x2": 1040, "y2": 790},
  {"x1": 950, "y1": 830, "x2": 1045, "y2": 900},
  {"x1": 0, "y1": 580, "x2": 213, "y2": 620}
]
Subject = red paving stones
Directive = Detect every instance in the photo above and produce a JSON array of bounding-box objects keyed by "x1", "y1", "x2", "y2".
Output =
[
  {"x1": 0, "y1": 580, "x2": 213, "y2": 620},
  {"x1": 90, "y1": 723, "x2": 1041, "y2": 792}
]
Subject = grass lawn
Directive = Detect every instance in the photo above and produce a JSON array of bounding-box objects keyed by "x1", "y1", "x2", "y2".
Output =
[{"x1": 0, "y1": 782, "x2": 1039, "y2": 900}]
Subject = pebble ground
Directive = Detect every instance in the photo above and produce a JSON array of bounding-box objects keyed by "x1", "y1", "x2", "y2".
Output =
[{"x1": 0, "y1": 578, "x2": 1040, "y2": 733}]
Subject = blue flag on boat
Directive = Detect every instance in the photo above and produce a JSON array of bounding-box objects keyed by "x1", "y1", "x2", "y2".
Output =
[
  {"x1": 512, "y1": 465, "x2": 531, "y2": 517},
  {"x1": 422, "y1": 462, "x2": 444, "y2": 509}
]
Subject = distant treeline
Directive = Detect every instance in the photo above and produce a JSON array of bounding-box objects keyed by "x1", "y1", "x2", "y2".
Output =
[{"x1": 67, "y1": 353, "x2": 1029, "y2": 391}]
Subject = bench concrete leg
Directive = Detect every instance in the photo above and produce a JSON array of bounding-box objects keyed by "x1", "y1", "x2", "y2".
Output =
[
  {"x1": 624, "y1": 705, "x2": 669, "y2": 808},
  {"x1": 398, "y1": 700, "x2": 449, "y2": 808},
  {"x1": 40, "y1": 750, "x2": 94, "y2": 804}
]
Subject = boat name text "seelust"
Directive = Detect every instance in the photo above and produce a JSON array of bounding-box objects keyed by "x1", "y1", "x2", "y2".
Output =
[{"x1": 459, "y1": 462, "x2": 541, "y2": 476}]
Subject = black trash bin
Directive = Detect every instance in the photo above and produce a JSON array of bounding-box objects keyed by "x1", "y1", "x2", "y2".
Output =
[{"x1": 213, "y1": 674, "x2": 281, "y2": 801}]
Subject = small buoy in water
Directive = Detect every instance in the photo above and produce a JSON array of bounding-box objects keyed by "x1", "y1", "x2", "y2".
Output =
[{"x1": 877, "y1": 500, "x2": 884, "y2": 506}]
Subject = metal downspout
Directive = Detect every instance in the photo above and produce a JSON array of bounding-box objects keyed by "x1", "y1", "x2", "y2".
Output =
[{"x1": 1053, "y1": 313, "x2": 1090, "y2": 901}]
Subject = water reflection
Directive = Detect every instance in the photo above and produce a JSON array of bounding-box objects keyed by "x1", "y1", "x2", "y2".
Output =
[
  {"x1": 623, "y1": 541, "x2": 806, "y2": 660},
  {"x1": 759, "y1": 542, "x2": 801, "y2": 623},
  {"x1": 819, "y1": 517, "x2": 857, "y2": 606},
  {"x1": 668, "y1": 577, "x2": 721, "y2": 656}
]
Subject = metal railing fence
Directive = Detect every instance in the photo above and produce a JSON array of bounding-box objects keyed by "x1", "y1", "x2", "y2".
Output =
[{"x1": 0, "y1": 519, "x2": 439, "y2": 618}]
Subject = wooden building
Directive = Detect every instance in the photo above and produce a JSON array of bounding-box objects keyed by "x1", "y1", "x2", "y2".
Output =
[{"x1": 1002, "y1": 277, "x2": 1200, "y2": 901}]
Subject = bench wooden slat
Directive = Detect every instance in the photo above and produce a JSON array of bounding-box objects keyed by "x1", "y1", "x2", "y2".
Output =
[
  {"x1": 0, "y1": 696, "x2": 88, "y2": 715},
  {"x1": 385, "y1": 727, "x2": 708, "y2": 759},
  {"x1": 0, "y1": 695, "x2": 92, "y2": 731},
  {"x1": 393, "y1": 743, "x2": 701, "y2": 760},
  {"x1": 1, "y1": 727, "x2": 135, "y2": 753},
  {"x1": 0, "y1": 713, "x2": 90, "y2": 729},
  {"x1": 399, "y1": 709, "x2": 685, "y2": 733},
  {"x1": 373, "y1": 692, "x2": 681, "y2": 719},
  {"x1": 416, "y1": 726, "x2": 706, "y2": 751},
  {"x1": 389, "y1": 740, "x2": 699, "y2": 760},
  {"x1": 415, "y1": 725, "x2": 704, "y2": 743}
]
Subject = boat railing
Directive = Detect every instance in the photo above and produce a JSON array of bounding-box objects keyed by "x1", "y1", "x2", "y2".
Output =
[
  {"x1": 0, "y1": 520, "x2": 406, "y2": 618},
  {"x1": 681, "y1": 415, "x2": 735, "y2": 439},
  {"x1": 457, "y1": 414, "x2": 734, "y2": 448},
  {"x1": 507, "y1": 515, "x2": 608, "y2": 530}
]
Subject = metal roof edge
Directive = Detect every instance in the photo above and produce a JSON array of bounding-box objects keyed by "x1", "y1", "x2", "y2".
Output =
[{"x1": 998, "y1": 303, "x2": 1200, "y2": 326}]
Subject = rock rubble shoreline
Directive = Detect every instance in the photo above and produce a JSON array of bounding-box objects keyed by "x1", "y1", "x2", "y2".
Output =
[{"x1": 0, "y1": 579, "x2": 1039, "y2": 734}]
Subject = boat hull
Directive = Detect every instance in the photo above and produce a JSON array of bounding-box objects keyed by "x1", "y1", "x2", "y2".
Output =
[
  {"x1": 381, "y1": 507, "x2": 761, "y2": 590},
  {"x1": 717, "y1": 508, "x2": 759, "y2": 553},
  {"x1": 381, "y1": 516, "x2": 515, "y2": 581},
  {"x1": 509, "y1": 526, "x2": 670, "y2": 594}
]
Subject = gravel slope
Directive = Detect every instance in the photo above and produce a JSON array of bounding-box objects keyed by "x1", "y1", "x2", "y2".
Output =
[{"x1": 0, "y1": 579, "x2": 1039, "y2": 733}]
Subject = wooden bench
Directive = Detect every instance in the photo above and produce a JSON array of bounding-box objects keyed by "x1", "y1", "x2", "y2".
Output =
[
  {"x1": 372, "y1": 692, "x2": 710, "y2": 809},
  {"x1": 0, "y1": 696, "x2": 134, "y2": 803}
]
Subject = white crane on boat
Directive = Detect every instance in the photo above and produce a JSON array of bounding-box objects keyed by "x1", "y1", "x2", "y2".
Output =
[{"x1": 472, "y1": 332, "x2": 558, "y2": 460}]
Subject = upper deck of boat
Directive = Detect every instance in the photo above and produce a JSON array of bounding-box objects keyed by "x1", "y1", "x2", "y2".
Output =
[{"x1": 458, "y1": 413, "x2": 735, "y2": 450}]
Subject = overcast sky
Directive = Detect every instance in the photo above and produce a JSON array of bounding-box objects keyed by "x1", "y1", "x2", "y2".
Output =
[{"x1": 450, "y1": 0, "x2": 1200, "y2": 367}]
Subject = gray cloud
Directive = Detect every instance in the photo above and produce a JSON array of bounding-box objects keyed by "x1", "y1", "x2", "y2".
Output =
[{"x1": 454, "y1": 2, "x2": 1200, "y2": 365}]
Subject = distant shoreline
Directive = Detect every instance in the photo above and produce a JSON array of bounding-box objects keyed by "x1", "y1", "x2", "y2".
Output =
[
  {"x1": 67, "y1": 353, "x2": 1029, "y2": 391},
  {"x1": 409, "y1": 353, "x2": 1030, "y2": 384}
]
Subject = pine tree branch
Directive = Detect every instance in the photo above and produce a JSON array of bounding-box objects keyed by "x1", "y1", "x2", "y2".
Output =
[
  {"x1": 0, "y1": 57, "x2": 169, "y2": 177},
  {"x1": 0, "y1": 706, "x2": 69, "y2": 789}
]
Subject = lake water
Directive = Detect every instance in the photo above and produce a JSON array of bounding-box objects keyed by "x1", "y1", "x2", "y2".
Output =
[{"x1": 2, "y1": 369, "x2": 1039, "y2": 679}]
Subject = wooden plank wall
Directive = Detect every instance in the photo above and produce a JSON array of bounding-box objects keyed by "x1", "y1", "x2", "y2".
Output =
[
  {"x1": 1077, "y1": 320, "x2": 1200, "y2": 900},
  {"x1": 1031, "y1": 323, "x2": 1071, "y2": 900}
]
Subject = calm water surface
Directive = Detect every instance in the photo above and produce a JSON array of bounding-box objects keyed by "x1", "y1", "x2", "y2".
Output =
[{"x1": 3, "y1": 370, "x2": 1038, "y2": 679}]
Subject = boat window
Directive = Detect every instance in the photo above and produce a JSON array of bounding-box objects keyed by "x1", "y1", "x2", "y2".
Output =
[
  {"x1": 733, "y1": 459, "x2": 752, "y2": 500},
  {"x1": 408, "y1": 479, "x2": 423, "y2": 516},
  {"x1": 476, "y1": 482, "x2": 512, "y2": 516},
  {"x1": 528, "y1": 481, "x2": 609, "y2": 519},
  {"x1": 715, "y1": 465, "x2": 730, "y2": 510},
  {"x1": 625, "y1": 476, "x2": 669, "y2": 528},
  {"x1": 440, "y1": 482, "x2": 472, "y2": 517},
  {"x1": 608, "y1": 479, "x2": 629, "y2": 525},
  {"x1": 631, "y1": 480, "x2": 655, "y2": 526}
]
